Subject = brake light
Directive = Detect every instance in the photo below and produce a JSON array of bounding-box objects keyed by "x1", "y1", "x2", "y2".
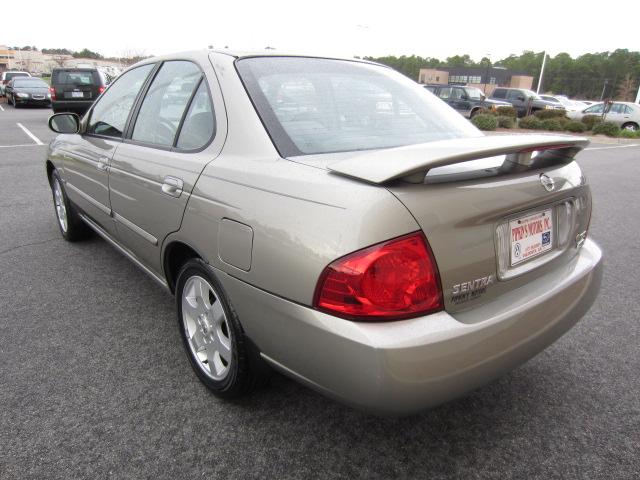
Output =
[
  {"x1": 314, "y1": 232, "x2": 443, "y2": 320},
  {"x1": 98, "y1": 86, "x2": 105, "y2": 94},
  {"x1": 49, "y1": 87, "x2": 56, "y2": 101}
]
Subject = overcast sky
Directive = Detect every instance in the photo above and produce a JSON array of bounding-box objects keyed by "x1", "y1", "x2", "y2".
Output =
[{"x1": 4, "y1": 0, "x2": 639, "y2": 61}]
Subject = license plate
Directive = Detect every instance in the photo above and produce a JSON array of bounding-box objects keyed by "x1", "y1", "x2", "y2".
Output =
[
  {"x1": 509, "y1": 209, "x2": 553, "y2": 266},
  {"x1": 71, "y1": 91, "x2": 84, "y2": 98}
]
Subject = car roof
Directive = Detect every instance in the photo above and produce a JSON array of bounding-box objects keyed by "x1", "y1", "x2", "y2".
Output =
[{"x1": 134, "y1": 49, "x2": 383, "y2": 68}]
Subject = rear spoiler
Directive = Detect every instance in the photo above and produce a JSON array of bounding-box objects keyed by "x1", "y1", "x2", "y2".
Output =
[{"x1": 327, "y1": 134, "x2": 589, "y2": 184}]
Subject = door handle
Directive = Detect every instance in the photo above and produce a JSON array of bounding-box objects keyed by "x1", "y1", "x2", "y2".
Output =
[
  {"x1": 97, "y1": 157, "x2": 109, "y2": 171},
  {"x1": 162, "y1": 176, "x2": 183, "y2": 197}
]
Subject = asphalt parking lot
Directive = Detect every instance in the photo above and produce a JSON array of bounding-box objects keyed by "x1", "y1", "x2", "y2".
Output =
[{"x1": 0, "y1": 104, "x2": 638, "y2": 480}]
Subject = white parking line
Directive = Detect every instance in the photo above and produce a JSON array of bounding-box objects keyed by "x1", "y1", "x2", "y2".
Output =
[
  {"x1": 16, "y1": 122, "x2": 43, "y2": 145},
  {"x1": 585, "y1": 144, "x2": 639, "y2": 151},
  {"x1": 0, "y1": 144, "x2": 45, "y2": 148},
  {"x1": 0, "y1": 104, "x2": 4, "y2": 112}
]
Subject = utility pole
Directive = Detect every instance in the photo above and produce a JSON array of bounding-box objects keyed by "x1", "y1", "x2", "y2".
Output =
[
  {"x1": 635, "y1": 83, "x2": 640, "y2": 104},
  {"x1": 536, "y1": 51, "x2": 547, "y2": 94},
  {"x1": 600, "y1": 79, "x2": 609, "y2": 101}
]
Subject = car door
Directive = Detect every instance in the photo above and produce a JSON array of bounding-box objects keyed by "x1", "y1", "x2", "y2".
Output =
[
  {"x1": 604, "y1": 103, "x2": 631, "y2": 126},
  {"x1": 60, "y1": 63, "x2": 155, "y2": 235},
  {"x1": 506, "y1": 89, "x2": 525, "y2": 115},
  {"x1": 108, "y1": 60, "x2": 221, "y2": 275},
  {"x1": 449, "y1": 87, "x2": 472, "y2": 117}
]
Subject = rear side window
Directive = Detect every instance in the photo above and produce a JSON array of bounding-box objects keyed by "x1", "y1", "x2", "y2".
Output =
[
  {"x1": 507, "y1": 90, "x2": 522, "y2": 100},
  {"x1": 438, "y1": 87, "x2": 452, "y2": 99},
  {"x1": 87, "y1": 64, "x2": 154, "y2": 138},
  {"x1": 131, "y1": 61, "x2": 201, "y2": 147},
  {"x1": 492, "y1": 88, "x2": 506, "y2": 99},
  {"x1": 54, "y1": 70, "x2": 95, "y2": 85},
  {"x1": 176, "y1": 81, "x2": 215, "y2": 150}
]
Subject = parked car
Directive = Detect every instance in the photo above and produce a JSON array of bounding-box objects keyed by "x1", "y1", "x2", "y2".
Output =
[
  {"x1": 46, "y1": 51, "x2": 602, "y2": 415},
  {"x1": 567, "y1": 101, "x2": 640, "y2": 130},
  {"x1": 4, "y1": 77, "x2": 52, "y2": 108},
  {"x1": 424, "y1": 84, "x2": 511, "y2": 117},
  {"x1": 490, "y1": 87, "x2": 564, "y2": 117},
  {"x1": 50, "y1": 67, "x2": 109, "y2": 115},
  {"x1": 539, "y1": 95, "x2": 587, "y2": 113},
  {"x1": 0, "y1": 71, "x2": 31, "y2": 97}
]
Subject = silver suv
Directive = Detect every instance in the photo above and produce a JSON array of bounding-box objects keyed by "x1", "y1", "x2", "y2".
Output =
[{"x1": 46, "y1": 51, "x2": 602, "y2": 415}]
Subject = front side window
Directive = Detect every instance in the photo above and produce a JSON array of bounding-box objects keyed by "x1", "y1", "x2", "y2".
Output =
[
  {"x1": 132, "y1": 61, "x2": 201, "y2": 147},
  {"x1": 87, "y1": 64, "x2": 154, "y2": 138},
  {"x1": 492, "y1": 88, "x2": 506, "y2": 98},
  {"x1": 584, "y1": 104, "x2": 604, "y2": 114},
  {"x1": 237, "y1": 57, "x2": 478, "y2": 156}
]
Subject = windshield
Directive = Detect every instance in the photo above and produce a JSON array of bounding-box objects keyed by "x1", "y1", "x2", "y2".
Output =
[
  {"x1": 465, "y1": 87, "x2": 485, "y2": 100},
  {"x1": 236, "y1": 57, "x2": 479, "y2": 156},
  {"x1": 14, "y1": 79, "x2": 48, "y2": 88}
]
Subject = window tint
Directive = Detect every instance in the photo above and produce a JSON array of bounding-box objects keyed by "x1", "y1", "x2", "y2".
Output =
[
  {"x1": 6, "y1": 72, "x2": 29, "y2": 81},
  {"x1": 87, "y1": 64, "x2": 154, "y2": 138},
  {"x1": 584, "y1": 104, "x2": 604, "y2": 114},
  {"x1": 132, "y1": 61, "x2": 201, "y2": 147},
  {"x1": 609, "y1": 103, "x2": 631, "y2": 114},
  {"x1": 438, "y1": 87, "x2": 452, "y2": 99},
  {"x1": 492, "y1": 88, "x2": 506, "y2": 98},
  {"x1": 507, "y1": 90, "x2": 522, "y2": 100},
  {"x1": 449, "y1": 88, "x2": 464, "y2": 100},
  {"x1": 177, "y1": 81, "x2": 215, "y2": 150},
  {"x1": 54, "y1": 70, "x2": 95, "y2": 85}
]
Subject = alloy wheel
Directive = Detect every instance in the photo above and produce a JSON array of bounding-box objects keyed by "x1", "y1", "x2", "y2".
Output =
[
  {"x1": 181, "y1": 275, "x2": 233, "y2": 381},
  {"x1": 53, "y1": 178, "x2": 68, "y2": 232}
]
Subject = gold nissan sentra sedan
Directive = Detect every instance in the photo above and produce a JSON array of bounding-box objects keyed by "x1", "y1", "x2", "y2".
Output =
[{"x1": 45, "y1": 50, "x2": 602, "y2": 415}]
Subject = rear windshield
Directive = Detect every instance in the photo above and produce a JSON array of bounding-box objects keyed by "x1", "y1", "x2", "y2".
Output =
[
  {"x1": 13, "y1": 78, "x2": 48, "y2": 88},
  {"x1": 236, "y1": 57, "x2": 478, "y2": 157},
  {"x1": 6, "y1": 72, "x2": 29, "y2": 81},
  {"x1": 53, "y1": 70, "x2": 95, "y2": 85}
]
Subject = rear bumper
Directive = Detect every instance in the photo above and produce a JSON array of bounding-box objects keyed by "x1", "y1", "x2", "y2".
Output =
[
  {"x1": 219, "y1": 239, "x2": 603, "y2": 416},
  {"x1": 52, "y1": 100, "x2": 93, "y2": 111}
]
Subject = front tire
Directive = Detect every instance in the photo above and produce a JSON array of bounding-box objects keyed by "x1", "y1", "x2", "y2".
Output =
[
  {"x1": 50, "y1": 169, "x2": 90, "y2": 241},
  {"x1": 176, "y1": 258, "x2": 267, "y2": 398}
]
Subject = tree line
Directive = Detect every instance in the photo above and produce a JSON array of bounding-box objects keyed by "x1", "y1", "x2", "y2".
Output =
[{"x1": 365, "y1": 49, "x2": 640, "y2": 101}]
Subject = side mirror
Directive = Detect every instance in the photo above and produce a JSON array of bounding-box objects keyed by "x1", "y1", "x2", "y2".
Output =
[{"x1": 49, "y1": 113, "x2": 80, "y2": 134}]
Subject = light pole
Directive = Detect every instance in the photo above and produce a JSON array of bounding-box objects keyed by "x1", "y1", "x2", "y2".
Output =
[
  {"x1": 599, "y1": 79, "x2": 609, "y2": 101},
  {"x1": 483, "y1": 53, "x2": 491, "y2": 94},
  {"x1": 536, "y1": 50, "x2": 547, "y2": 94}
]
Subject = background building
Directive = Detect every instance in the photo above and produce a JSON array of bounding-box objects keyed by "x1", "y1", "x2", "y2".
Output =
[{"x1": 418, "y1": 66, "x2": 533, "y2": 95}]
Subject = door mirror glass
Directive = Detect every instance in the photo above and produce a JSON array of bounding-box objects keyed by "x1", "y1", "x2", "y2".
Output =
[{"x1": 49, "y1": 113, "x2": 80, "y2": 134}]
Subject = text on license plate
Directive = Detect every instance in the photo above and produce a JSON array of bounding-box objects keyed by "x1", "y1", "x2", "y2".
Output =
[
  {"x1": 509, "y1": 208, "x2": 553, "y2": 266},
  {"x1": 71, "y1": 91, "x2": 84, "y2": 98}
]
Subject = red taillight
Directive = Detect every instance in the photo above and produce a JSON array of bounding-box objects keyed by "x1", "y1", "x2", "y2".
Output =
[
  {"x1": 49, "y1": 87, "x2": 56, "y2": 101},
  {"x1": 314, "y1": 232, "x2": 443, "y2": 321},
  {"x1": 98, "y1": 86, "x2": 105, "y2": 94}
]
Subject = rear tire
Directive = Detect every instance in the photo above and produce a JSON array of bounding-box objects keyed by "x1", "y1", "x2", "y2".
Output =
[
  {"x1": 50, "y1": 169, "x2": 91, "y2": 241},
  {"x1": 622, "y1": 122, "x2": 639, "y2": 132},
  {"x1": 176, "y1": 258, "x2": 269, "y2": 398}
]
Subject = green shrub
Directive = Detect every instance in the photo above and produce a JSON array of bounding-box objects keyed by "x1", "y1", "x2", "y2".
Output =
[
  {"x1": 518, "y1": 115, "x2": 543, "y2": 130},
  {"x1": 496, "y1": 115, "x2": 514, "y2": 128},
  {"x1": 592, "y1": 121, "x2": 620, "y2": 137},
  {"x1": 565, "y1": 121, "x2": 587, "y2": 133},
  {"x1": 495, "y1": 106, "x2": 517, "y2": 117},
  {"x1": 618, "y1": 128, "x2": 640, "y2": 139},
  {"x1": 471, "y1": 113, "x2": 498, "y2": 131},
  {"x1": 534, "y1": 109, "x2": 567, "y2": 119},
  {"x1": 581, "y1": 115, "x2": 602, "y2": 130},
  {"x1": 540, "y1": 119, "x2": 564, "y2": 131},
  {"x1": 472, "y1": 108, "x2": 495, "y2": 117}
]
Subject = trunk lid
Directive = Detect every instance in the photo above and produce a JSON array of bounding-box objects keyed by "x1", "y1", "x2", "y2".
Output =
[{"x1": 291, "y1": 134, "x2": 592, "y2": 315}]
